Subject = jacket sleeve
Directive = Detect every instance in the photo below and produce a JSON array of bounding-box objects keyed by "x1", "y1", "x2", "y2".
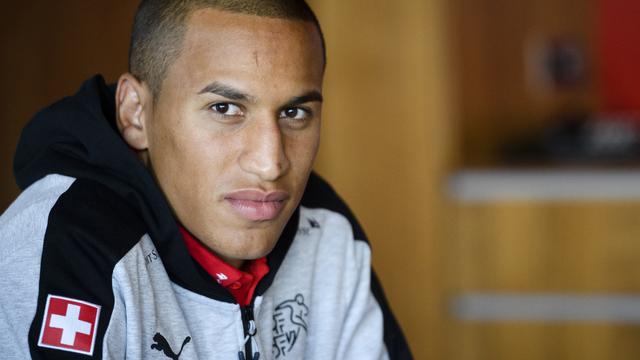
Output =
[
  {"x1": 0, "y1": 175, "x2": 75, "y2": 359},
  {"x1": 301, "y1": 172, "x2": 413, "y2": 359},
  {"x1": 24, "y1": 179, "x2": 145, "y2": 359},
  {"x1": 334, "y1": 237, "x2": 414, "y2": 360}
]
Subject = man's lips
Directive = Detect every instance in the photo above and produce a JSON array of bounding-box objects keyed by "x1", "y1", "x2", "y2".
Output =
[{"x1": 224, "y1": 189, "x2": 290, "y2": 221}]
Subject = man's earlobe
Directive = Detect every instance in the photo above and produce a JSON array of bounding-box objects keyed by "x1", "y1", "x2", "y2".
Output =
[{"x1": 115, "y1": 73, "x2": 149, "y2": 150}]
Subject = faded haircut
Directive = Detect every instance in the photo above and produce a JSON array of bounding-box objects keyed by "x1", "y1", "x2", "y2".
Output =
[{"x1": 129, "y1": 0, "x2": 326, "y2": 97}]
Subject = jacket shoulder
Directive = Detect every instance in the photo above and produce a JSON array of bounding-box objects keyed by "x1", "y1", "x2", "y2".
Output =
[
  {"x1": 45, "y1": 176, "x2": 147, "y2": 257},
  {"x1": 301, "y1": 172, "x2": 367, "y2": 242},
  {"x1": 25, "y1": 177, "x2": 148, "y2": 358},
  {"x1": 0, "y1": 174, "x2": 75, "y2": 264}
]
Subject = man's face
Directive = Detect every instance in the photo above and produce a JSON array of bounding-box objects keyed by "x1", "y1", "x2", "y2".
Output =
[{"x1": 145, "y1": 9, "x2": 324, "y2": 267}]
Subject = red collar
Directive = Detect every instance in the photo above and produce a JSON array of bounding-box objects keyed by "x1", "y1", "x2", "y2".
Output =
[{"x1": 179, "y1": 226, "x2": 269, "y2": 306}]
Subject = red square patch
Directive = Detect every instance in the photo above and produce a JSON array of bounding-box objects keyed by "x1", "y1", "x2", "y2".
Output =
[{"x1": 37, "y1": 294, "x2": 101, "y2": 355}]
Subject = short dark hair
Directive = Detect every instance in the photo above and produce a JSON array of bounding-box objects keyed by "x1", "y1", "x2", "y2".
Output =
[{"x1": 129, "y1": 0, "x2": 326, "y2": 97}]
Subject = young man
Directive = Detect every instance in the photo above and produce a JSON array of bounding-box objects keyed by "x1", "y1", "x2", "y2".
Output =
[{"x1": 0, "y1": 0, "x2": 412, "y2": 359}]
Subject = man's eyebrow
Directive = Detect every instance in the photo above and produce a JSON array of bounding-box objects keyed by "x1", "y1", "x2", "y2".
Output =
[
  {"x1": 198, "y1": 83, "x2": 322, "y2": 106},
  {"x1": 198, "y1": 82, "x2": 254, "y2": 102},
  {"x1": 286, "y1": 91, "x2": 323, "y2": 106}
]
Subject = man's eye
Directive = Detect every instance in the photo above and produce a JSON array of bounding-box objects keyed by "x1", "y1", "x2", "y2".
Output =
[
  {"x1": 280, "y1": 107, "x2": 309, "y2": 120},
  {"x1": 210, "y1": 103, "x2": 243, "y2": 116}
]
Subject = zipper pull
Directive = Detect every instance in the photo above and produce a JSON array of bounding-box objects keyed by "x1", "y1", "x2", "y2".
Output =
[
  {"x1": 241, "y1": 306, "x2": 260, "y2": 360},
  {"x1": 237, "y1": 352, "x2": 261, "y2": 360}
]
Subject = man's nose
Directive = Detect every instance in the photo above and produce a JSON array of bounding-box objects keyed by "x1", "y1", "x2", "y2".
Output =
[{"x1": 239, "y1": 117, "x2": 290, "y2": 181}]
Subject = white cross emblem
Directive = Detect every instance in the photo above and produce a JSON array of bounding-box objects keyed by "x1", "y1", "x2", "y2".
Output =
[
  {"x1": 38, "y1": 295, "x2": 101, "y2": 355},
  {"x1": 49, "y1": 304, "x2": 92, "y2": 345}
]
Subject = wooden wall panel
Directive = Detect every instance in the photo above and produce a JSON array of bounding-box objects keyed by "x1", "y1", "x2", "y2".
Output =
[
  {"x1": 449, "y1": 0, "x2": 599, "y2": 166},
  {"x1": 309, "y1": 0, "x2": 455, "y2": 358},
  {"x1": 451, "y1": 202, "x2": 640, "y2": 291},
  {"x1": 451, "y1": 323, "x2": 640, "y2": 360},
  {"x1": 0, "y1": 1, "x2": 138, "y2": 210},
  {"x1": 449, "y1": 201, "x2": 640, "y2": 359}
]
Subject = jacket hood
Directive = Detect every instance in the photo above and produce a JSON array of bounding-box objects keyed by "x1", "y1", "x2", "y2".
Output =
[
  {"x1": 15, "y1": 75, "x2": 148, "y2": 196},
  {"x1": 13, "y1": 75, "x2": 299, "y2": 302}
]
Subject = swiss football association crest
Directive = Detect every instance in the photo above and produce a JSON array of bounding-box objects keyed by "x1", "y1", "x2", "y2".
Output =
[
  {"x1": 272, "y1": 294, "x2": 309, "y2": 358},
  {"x1": 38, "y1": 295, "x2": 101, "y2": 355}
]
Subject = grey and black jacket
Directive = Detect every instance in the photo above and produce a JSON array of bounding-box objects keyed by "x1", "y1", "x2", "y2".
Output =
[{"x1": 0, "y1": 76, "x2": 412, "y2": 359}]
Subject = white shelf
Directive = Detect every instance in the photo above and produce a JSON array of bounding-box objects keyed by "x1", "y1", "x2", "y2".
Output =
[
  {"x1": 449, "y1": 169, "x2": 640, "y2": 202},
  {"x1": 453, "y1": 293, "x2": 640, "y2": 323}
]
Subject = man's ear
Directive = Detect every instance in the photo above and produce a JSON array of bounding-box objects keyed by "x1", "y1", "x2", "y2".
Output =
[{"x1": 115, "y1": 73, "x2": 151, "y2": 150}]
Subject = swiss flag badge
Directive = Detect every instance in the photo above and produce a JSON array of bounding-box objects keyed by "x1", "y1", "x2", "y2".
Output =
[{"x1": 37, "y1": 295, "x2": 101, "y2": 355}]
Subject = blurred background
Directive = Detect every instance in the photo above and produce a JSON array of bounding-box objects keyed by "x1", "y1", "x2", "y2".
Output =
[{"x1": 3, "y1": 0, "x2": 640, "y2": 359}]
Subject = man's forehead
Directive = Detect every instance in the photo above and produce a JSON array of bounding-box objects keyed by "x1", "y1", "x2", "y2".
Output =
[
  {"x1": 169, "y1": 11, "x2": 321, "y2": 77},
  {"x1": 179, "y1": 9, "x2": 322, "y2": 66},
  {"x1": 153, "y1": 7, "x2": 324, "y2": 105},
  {"x1": 186, "y1": 8, "x2": 319, "y2": 42}
]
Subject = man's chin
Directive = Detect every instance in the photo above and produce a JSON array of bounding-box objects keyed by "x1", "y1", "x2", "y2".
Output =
[{"x1": 209, "y1": 235, "x2": 279, "y2": 263}]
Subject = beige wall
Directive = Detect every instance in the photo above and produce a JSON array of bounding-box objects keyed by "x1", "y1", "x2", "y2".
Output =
[
  {"x1": 309, "y1": 0, "x2": 455, "y2": 358},
  {"x1": 0, "y1": 2, "x2": 138, "y2": 209}
]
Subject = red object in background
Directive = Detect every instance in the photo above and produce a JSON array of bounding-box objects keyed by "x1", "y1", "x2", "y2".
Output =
[{"x1": 598, "y1": 0, "x2": 640, "y2": 113}]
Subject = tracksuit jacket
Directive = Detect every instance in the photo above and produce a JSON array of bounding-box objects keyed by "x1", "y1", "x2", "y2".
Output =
[{"x1": 0, "y1": 76, "x2": 413, "y2": 359}]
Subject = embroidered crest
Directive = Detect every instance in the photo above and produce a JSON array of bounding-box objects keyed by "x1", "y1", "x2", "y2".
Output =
[{"x1": 272, "y1": 294, "x2": 309, "y2": 358}]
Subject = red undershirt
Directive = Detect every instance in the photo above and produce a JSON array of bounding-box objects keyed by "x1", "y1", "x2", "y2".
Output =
[{"x1": 179, "y1": 226, "x2": 269, "y2": 306}]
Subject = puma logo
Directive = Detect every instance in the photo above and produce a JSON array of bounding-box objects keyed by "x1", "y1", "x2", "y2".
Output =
[{"x1": 151, "y1": 332, "x2": 191, "y2": 360}]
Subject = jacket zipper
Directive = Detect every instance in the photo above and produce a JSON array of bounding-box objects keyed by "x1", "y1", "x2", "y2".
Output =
[{"x1": 239, "y1": 305, "x2": 258, "y2": 360}]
